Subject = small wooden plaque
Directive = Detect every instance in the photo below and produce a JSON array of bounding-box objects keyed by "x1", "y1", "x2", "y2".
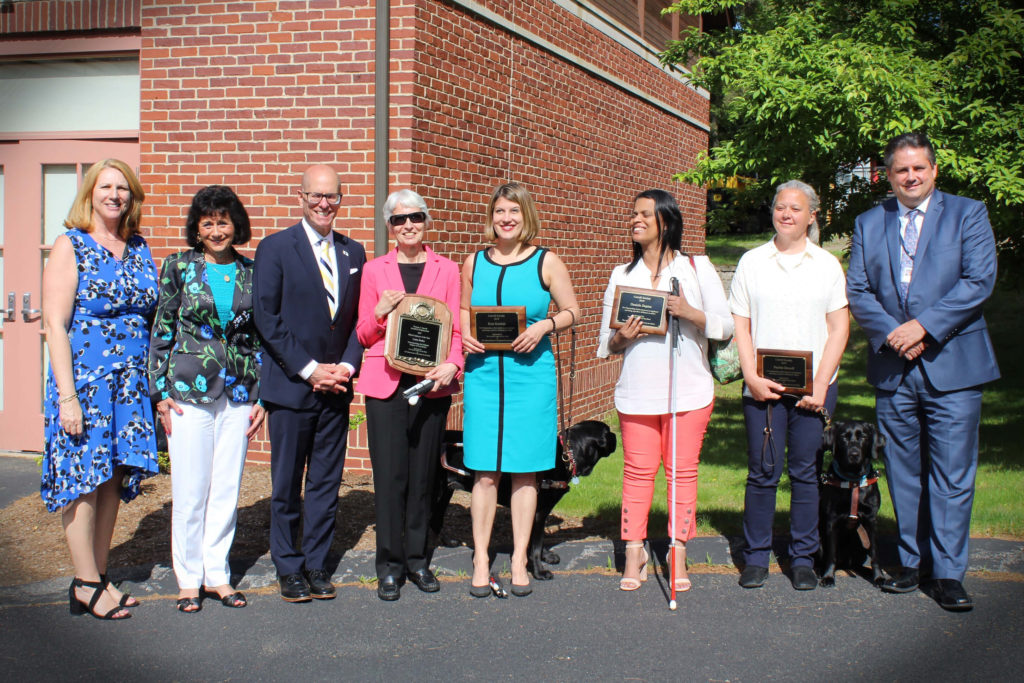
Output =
[
  {"x1": 609, "y1": 285, "x2": 669, "y2": 335},
  {"x1": 470, "y1": 306, "x2": 527, "y2": 351},
  {"x1": 756, "y1": 348, "x2": 813, "y2": 396},
  {"x1": 384, "y1": 294, "x2": 453, "y2": 376}
]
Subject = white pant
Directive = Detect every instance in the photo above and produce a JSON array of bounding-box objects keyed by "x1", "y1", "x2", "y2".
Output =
[{"x1": 168, "y1": 396, "x2": 251, "y2": 589}]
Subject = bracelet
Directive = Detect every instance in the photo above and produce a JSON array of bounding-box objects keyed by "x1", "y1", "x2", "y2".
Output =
[
  {"x1": 59, "y1": 392, "x2": 79, "y2": 405},
  {"x1": 547, "y1": 315, "x2": 557, "y2": 334}
]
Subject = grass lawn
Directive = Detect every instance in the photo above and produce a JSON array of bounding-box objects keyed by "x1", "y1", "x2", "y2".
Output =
[{"x1": 558, "y1": 236, "x2": 1023, "y2": 540}]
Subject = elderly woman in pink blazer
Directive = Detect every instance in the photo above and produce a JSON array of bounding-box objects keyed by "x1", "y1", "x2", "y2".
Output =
[{"x1": 355, "y1": 189, "x2": 463, "y2": 601}]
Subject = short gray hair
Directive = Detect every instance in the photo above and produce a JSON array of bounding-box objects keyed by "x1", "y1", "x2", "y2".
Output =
[
  {"x1": 772, "y1": 180, "x2": 821, "y2": 245},
  {"x1": 382, "y1": 189, "x2": 431, "y2": 224}
]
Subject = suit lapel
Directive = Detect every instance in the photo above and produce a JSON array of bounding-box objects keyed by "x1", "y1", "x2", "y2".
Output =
[
  {"x1": 884, "y1": 200, "x2": 903, "y2": 295},
  {"x1": 417, "y1": 247, "x2": 442, "y2": 295},
  {"x1": 289, "y1": 223, "x2": 332, "y2": 321},
  {"x1": 913, "y1": 191, "x2": 943, "y2": 266},
  {"x1": 332, "y1": 231, "x2": 351, "y2": 322}
]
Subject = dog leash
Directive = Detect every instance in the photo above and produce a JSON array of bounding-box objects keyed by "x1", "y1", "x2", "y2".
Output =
[{"x1": 552, "y1": 309, "x2": 579, "y2": 483}]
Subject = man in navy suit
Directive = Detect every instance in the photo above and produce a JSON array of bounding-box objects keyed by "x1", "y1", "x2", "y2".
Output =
[
  {"x1": 253, "y1": 165, "x2": 366, "y2": 602},
  {"x1": 847, "y1": 133, "x2": 999, "y2": 611}
]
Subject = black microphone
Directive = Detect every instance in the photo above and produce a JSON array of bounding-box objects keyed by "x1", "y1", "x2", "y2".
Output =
[{"x1": 402, "y1": 378, "x2": 435, "y2": 405}]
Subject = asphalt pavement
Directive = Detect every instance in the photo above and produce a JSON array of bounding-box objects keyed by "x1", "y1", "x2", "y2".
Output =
[{"x1": 2, "y1": 453, "x2": 1023, "y2": 682}]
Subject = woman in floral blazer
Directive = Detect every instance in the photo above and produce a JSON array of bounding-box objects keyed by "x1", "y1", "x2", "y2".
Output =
[{"x1": 149, "y1": 185, "x2": 264, "y2": 613}]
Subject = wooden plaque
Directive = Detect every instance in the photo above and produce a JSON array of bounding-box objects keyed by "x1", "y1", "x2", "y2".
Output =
[
  {"x1": 756, "y1": 348, "x2": 813, "y2": 396},
  {"x1": 470, "y1": 306, "x2": 527, "y2": 351},
  {"x1": 384, "y1": 294, "x2": 453, "y2": 376},
  {"x1": 609, "y1": 285, "x2": 669, "y2": 335}
]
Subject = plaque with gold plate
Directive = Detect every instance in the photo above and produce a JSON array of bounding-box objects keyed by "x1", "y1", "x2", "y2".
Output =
[
  {"x1": 756, "y1": 348, "x2": 813, "y2": 396},
  {"x1": 470, "y1": 305, "x2": 527, "y2": 351},
  {"x1": 384, "y1": 294, "x2": 453, "y2": 376},
  {"x1": 609, "y1": 285, "x2": 669, "y2": 335}
]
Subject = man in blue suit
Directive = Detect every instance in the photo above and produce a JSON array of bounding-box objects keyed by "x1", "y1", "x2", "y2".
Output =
[
  {"x1": 254, "y1": 165, "x2": 365, "y2": 602},
  {"x1": 847, "y1": 133, "x2": 999, "y2": 611}
]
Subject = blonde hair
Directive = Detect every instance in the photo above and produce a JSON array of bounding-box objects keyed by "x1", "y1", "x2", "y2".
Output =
[
  {"x1": 64, "y1": 159, "x2": 145, "y2": 240},
  {"x1": 485, "y1": 182, "x2": 539, "y2": 243}
]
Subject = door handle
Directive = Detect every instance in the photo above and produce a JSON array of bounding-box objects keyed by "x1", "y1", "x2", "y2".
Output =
[
  {"x1": 3, "y1": 292, "x2": 15, "y2": 322},
  {"x1": 21, "y1": 292, "x2": 42, "y2": 322}
]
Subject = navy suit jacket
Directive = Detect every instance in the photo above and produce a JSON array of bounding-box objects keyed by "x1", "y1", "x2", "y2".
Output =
[
  {"x1": 846, "y1": 190, "x2": 999, "y2": 392},
  {"x1": 253, "y1": 222, "x2": 366, "y2": 410}
]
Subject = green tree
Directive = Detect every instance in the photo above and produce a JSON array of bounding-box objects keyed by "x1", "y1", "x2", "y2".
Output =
[{"x1": 664, "y1": 0, "x2": 1024, "y2": 279}]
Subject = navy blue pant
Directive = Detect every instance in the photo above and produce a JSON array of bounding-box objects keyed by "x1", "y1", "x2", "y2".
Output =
[
  {"x1": 741, "y1": 384, "x2": 837, "y2": 568},
  {"x1": 876, "y1": 363, "x2": 981, "y2": 581},
  {"x1": 266, "y1": 399, "x2": 350, "y2": 576}
]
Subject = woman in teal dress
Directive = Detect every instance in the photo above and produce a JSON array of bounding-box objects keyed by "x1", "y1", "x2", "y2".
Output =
[
  {"x1": 41, "y1": 159, "x2": 159, "y2": 620},
  {"x1": 460, "y1": 182, "x2": 579, "y2": 597}
]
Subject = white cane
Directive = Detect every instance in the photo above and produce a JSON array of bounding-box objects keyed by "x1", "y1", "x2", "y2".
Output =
[{"x1": 668, "y1": 276, "x2": 680, "y2": 611}]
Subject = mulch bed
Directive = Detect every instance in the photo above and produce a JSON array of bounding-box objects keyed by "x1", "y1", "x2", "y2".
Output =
[{"x1": 0, "y1": 465, "x2": 617, "y2": 586}]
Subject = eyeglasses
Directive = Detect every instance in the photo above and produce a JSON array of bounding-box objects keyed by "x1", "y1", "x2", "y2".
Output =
[
  {"x1": 388, "y1": 211, "x2": 427, "y2": 227},
  {"x1": 300, "y1": 191, "x2": 343, "y2": 206}
]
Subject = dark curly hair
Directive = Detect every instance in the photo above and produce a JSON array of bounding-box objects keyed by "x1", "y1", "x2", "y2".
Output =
[
  {"x1": 185, "y1": 185, "x2": 251, "y2": 249},
  {"x1": 625, "y1": 189, "x2": 683, "y2": 274}
]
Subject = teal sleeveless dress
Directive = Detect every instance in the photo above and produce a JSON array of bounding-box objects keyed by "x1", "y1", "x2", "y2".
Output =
[{"x1": 463, "y1": 247, "x2": 556, "y2": 473}]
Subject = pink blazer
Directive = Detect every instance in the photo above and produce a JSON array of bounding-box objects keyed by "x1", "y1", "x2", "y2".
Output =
[{"x1": 355, "y1": 246, "x2": 463, "y2": 400}]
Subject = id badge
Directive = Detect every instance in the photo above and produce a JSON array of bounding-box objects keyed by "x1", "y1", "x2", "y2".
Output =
[{"x1": 900, "y1": 265, "x2": 913, "y2": 285}]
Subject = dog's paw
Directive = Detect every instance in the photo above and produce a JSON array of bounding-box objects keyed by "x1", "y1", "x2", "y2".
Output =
[
  {"x1": 819, "y1": 575, "x2": 836, "y2": 588},
  {"x1": 439, "y1": 533, "x2": 460, "y2": 548},
  {"x1": 532, "y1": 567, "x2": 554, "y2": 581},
  {"x1": 541, "y1": 549, "x2": 560, "y2": 565},
  {"x1": 871, "y1": 572, "x2": 885, "y2": 587}
]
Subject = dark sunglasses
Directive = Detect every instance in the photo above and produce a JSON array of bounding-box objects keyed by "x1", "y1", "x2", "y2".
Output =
[{"x1": 388, "y1": 211, "x2": 427, "y2": 227}]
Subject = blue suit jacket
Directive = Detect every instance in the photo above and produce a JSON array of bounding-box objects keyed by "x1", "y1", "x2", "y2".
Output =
[
  {"x1": 253, "y1": 222, "x2": 366, "y2": 410},
  {"x1": 846, "y1": 191, "x2": 999, "y2": 392}
]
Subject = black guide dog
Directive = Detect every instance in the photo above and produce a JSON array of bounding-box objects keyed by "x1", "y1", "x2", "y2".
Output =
[
  {"x1": 430, "y1": 420, "x2": 616, "y2": 580},
  {"x1": 818, "y1": 420, "x2": 887, "y2": 587}
]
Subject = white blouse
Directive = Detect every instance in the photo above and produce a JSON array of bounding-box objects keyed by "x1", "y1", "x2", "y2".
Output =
[{"x1": 597, "y1": 253, "x2": 734, "y2": 415}]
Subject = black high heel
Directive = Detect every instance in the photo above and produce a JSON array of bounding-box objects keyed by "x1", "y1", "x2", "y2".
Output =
[
  {"x1": 100, "y1": 573, "x2": 139, "y2": 608},
  {"x1": 68, "y1": 577, "x2": 132, "y2": 620}
]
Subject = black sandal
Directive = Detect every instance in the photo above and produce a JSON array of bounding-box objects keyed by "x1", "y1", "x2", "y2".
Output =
[
  {"x1": 100, "y1": 573, "x2": 139, "y2": 608},
  {"x1": 69, "y1": 577, "x2": 132, "y2": 620},
  {"x1": 202, "y1": 586, "x2": 247, "y2": 608},
  {"x1": 217, "y1": 591, "x2": 246, "y2": 608},
  {"x1": 176, "y1": 596, "x2": 202, "y2": 613}
]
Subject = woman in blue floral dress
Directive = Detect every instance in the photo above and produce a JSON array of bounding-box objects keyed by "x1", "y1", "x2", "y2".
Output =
[
  {"x1": 149, "y1": 185, "x2": 264, "y2": 612},
  {"x1": 41, "y1": 159, "x2": 160, "y2": 620}
]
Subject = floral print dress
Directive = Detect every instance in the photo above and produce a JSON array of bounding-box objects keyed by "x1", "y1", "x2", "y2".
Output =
[{"x1": 41, "y1": 229, "x2": 160, "y2": 513}]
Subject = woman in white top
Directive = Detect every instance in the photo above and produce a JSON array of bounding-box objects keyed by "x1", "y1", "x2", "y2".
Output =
[
  {"x1": 730, "y1": 180, "x2": 849, "y2": 592},
  {"x1": 598, "y1": 189, "x2": 733, "y2": 592}
]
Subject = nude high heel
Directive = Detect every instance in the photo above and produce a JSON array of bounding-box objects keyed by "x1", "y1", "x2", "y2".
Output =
[{"x1": 619, "y1": 541, "x2": 649, "y2": 591}]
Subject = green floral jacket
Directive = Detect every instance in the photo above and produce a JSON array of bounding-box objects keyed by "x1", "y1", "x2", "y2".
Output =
[{"x1": 148, "y1": 249, "x2": 261, "y2": 404}]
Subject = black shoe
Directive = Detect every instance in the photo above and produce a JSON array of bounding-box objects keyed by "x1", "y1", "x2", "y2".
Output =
[
  {"x1": 469, "y1": 583, "x2": 492, "y2": 598},
  {"x1": 790, "y1": 566, "x2": 817, "y2": 591},
  {"x1": 278, "y1": 573, "x2": 312, "y2": 602},
  {"x1": 407, "y1": 568, "x2": 440, "y2": 593},
  {"x1": 377, "y1": 576, "x2": 401, "y2": 601},
  {"x1": 510, "y1": 583, "x2": 532, "y2": 597},
  {"x1": 881, "y1": 568, "x2": 920, "y2": 594},
  {"x1": 305, "y1": 569, "x2": 336, "y2": 599},
  {"x1": 928, "y1": 578, "x2": 973, "y2": 612},
  {"x1": 739, "y1": 565, "x2": 768, "y2": 589}
]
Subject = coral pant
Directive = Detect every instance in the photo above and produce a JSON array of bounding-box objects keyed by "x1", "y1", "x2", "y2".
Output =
[{"x1": 619, "y1": 401, "x2": 713, "y2": 542}]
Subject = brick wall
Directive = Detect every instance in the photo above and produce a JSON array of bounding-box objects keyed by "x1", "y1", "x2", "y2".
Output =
[
  {"x1": 139, "y1": 0, "x2": 382, "y2": 471},
  {"x1": 407, "y1": 0, "x2": 710, "y2": 425},
  {"x1": 4, "y1": 0, "x2": 710, "y2": 473},
  {"x1": 0, "y1": 0, "x2": 140, "y2": 34}
]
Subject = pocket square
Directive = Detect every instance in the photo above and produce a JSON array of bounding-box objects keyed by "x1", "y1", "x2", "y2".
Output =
[{"x1": 349, "y1": 267, "x2": 359, "y2": 274}]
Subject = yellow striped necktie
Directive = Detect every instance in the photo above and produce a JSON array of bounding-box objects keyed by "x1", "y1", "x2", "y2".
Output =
[{"x1": 318, "y1": 238, "x2": 337, "y2": 318}]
